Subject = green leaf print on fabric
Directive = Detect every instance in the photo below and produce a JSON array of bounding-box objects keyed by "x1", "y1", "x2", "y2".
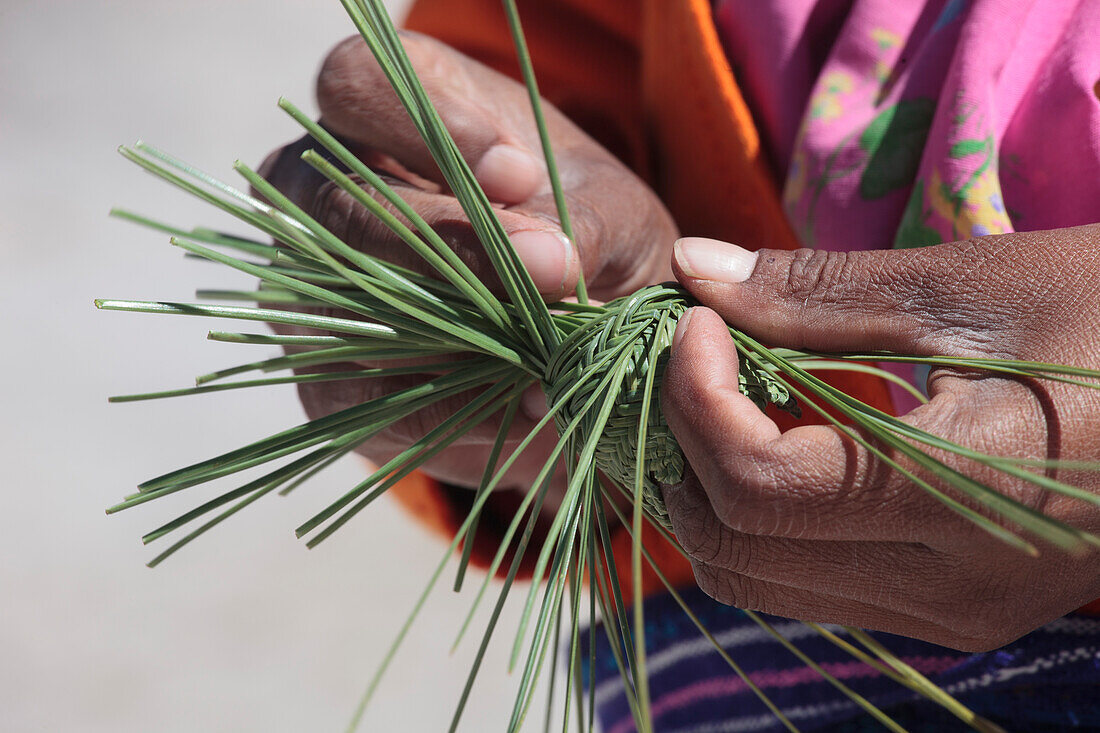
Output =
[
  {"x1": 894, "y1": 181, "x2": 943, "y2": 248},
  {"x1": 949, "y1": 138, "x2": 988, "y2": 158},
  {"x1": 858, "y1": 98, "x2": 935, "y2": 200}
]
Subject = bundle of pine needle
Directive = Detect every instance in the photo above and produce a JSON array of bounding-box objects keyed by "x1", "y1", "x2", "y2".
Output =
[{"x1": 99, "y1": 1, "x2": 1100, "y2": 731}]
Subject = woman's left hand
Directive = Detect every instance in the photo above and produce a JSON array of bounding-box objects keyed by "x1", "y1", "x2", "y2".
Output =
[{"x1": 661, "y1": 225, "x2": 1100, "y2": 651}]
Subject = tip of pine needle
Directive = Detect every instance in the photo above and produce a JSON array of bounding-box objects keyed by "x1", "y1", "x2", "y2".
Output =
[
  {"x1": 970, "y1": 717, "x2": 1010, "y2": 733},
  {"x1": 1067, "y1": 532, "x2": 1100, "y2": 557},
  {"x1": 93, "y1": 299, "x2": 106, "y2": 309}
]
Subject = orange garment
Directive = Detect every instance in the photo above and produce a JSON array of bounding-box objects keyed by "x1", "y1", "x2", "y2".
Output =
[{"x1": 392, "y1": 0, "x2": 1100, "y2": 616}]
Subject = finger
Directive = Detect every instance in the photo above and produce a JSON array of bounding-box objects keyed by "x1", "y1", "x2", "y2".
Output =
[
  {"x1": 316, "y1": 34, "x2": 678, "y2": 299},
  {"x1": 317, "y1": 33, "x2": 547, "y2": 204},
  {"x1": 258, "y1": 135, "x2": 579, "y2": 298},
  {"x1": 312, "y1": 174, "x2": 579, "y2": 299},
  {"x1": 672, "y1": 236, "x2": 1010, "y2": 356},
  {"x1": 684, "y1": 556, "x2": 963, "y2": 645},
  {"x1": 664, "y1": 469, "x2": 968, "y2": 626},
  {"x1": 662, "y1": 307, "x2": 960, "y2": 543}
]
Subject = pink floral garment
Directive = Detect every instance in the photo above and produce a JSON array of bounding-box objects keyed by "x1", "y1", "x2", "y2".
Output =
[
  {"x1": 713, "y1": 0, "x2": 1100, "y2": 252},
  {"x1": 713, "y1": 0, "x2": 1100, "y2": 408}
]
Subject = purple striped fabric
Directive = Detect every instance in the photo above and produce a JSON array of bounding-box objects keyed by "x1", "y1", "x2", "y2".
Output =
[{"x1": 581, "y1": 587, "x2": 1100, "y2": 732}]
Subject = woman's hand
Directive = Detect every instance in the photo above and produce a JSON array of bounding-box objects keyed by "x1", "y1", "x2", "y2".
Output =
[
  {"x1": 258, "y1": 33, "x2": 676, "y2": 491},
  {"x1": 661, "y1": 225, "x2": 1100, "y2": 651}
]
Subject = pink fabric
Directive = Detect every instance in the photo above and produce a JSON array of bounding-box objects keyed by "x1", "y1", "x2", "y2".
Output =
[
  {"x1": 713, "y1": 0, "x2": 1100, "y2": 409},
  {"x1": 713, "y1": 0, "x2": 1100, "y2": 250}
]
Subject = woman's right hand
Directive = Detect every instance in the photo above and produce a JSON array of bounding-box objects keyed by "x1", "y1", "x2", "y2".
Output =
[{"x1": 257, "y1": 32, "x2": 677, "y2": 492}]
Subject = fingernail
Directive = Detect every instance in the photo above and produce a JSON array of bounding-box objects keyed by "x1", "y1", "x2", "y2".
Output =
[
  {"x1": 674, "y1": 237, "x2": 757, "y2": 283},
  {"x1": 521, "y1": 384, "x2": 549, "y2": 421},
  {"x1": 511, "y1": 229, "x2": 574, "y2": 295},
  {"x1": 671, "y1": 307, "x2": 694, "y2": 353},
  {"x1": 475, "y1": 145, "x2": 543, "y2": 203}
]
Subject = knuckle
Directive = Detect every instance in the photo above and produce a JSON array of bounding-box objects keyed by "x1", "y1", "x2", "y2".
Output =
[
  {"x1": 253, "y1": 136, "x2": 318, "y2": 205},
  {"x1": 317, "y1": 33, "x2": 441, "y2": 113},
  {"x1": 721, "y1": 573, "x2": 762, "y2": 611},
  {"x1": 707, "y1": 457, "x2": 792, "y2": 536},
  {"x1": 715, "y1": 532, "x2": 755, "y2": 576},
  {"x1": 664, "y1": 476, "x2": 727, "y2": 564},
  {"x1": 691, "y1": 561, "x2": 767, "y2": 611},
  {"x1": 310, "y1": 178, "x2": 349, "y2": 227},
  {"x1": 311, "y1": 179, "x2": 362, "y2": 244},
  {"x1": 676, "y1": 520, "x2": 722, "y2": 564},
  {"x1": 324, "y1": 34, "x2": 368, "y2": 71},
  {"x1": 904, "y1": 238, "x2": 1019, "y2": 356},
  {"x1": 781, "y1": 249, "x2": 861, "y2": 309},
  {"x1": 318, "y1": 36, "x2": 377, "y2": 113},
  {"x1": 310, "y1": 178, "x2": 388, "y2": 253},
  {"x1": 691, "y1": 563, "x2": 733, "y2": 606}
]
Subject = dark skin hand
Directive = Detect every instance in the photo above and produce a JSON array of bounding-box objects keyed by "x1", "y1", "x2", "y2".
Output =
[
  {"x1": 257, "y1": 33, "x2": 676, "y2": 493},
  {"x1": 261, "y1": 34, "x2": 1100, "y2": 652},
  {"x1": 661, "y1": 227, "x2": 1100, "y2": 651}
]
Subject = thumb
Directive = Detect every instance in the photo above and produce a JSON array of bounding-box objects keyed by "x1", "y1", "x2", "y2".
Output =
[{"x1": 672, "y1": 236, "x2": 970, "y2": 354}]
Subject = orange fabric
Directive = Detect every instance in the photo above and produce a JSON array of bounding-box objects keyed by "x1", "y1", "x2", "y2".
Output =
[
  {"x1": 389, "y1": 468, "x2": 461, "y2": 537},
  {"x1": 392, "y1": 0, "x2": 1100, "y2": 617}
]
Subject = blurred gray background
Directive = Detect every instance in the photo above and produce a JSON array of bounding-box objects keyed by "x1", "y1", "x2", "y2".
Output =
[{"x1": 0, "y1": 1, "x2": 559, "y2": 730}]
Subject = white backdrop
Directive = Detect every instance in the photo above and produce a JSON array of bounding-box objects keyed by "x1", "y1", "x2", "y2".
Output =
[{"x1": 0, "y1": 1, "x2": 560, "y2": 730}]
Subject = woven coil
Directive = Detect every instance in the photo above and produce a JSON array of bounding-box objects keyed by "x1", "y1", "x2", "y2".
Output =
[
  {"x1": 543, "y1": 285, "x2": 801, "y2": 531},
  {"x1": 544, "y1": 286, "x2": 686, "y2": 529}
]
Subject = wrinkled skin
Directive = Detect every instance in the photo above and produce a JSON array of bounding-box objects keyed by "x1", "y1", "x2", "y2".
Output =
[
  {"x1": 260, "y1": 33, "x2": 1100, "y2": 651},
  {"x1": 257, "y1": 33, "x2": 676, "y2": 494},
  {"x1": 662, "y1": 229, "x2": 1100, "y2": 651}
]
